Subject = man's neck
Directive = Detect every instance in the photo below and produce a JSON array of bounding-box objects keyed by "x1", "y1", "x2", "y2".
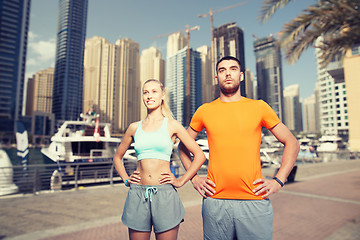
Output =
[{"x1": 219, "y1": 92, "x2": 243, "y2": 103}]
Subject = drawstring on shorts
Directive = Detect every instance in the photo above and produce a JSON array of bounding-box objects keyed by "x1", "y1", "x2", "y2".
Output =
[{"x1": 144, "y1": 187, "x2": 158, "y2": 202}]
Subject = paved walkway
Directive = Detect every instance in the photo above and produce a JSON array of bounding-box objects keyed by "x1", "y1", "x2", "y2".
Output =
[{"x1": 1, "y1": 159, "x2": 360, "y2": 240}]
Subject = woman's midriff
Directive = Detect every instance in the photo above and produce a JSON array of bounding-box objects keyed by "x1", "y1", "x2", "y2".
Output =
[{"x1": 136, "y1": 159, "x2": 171, "y2": 185}]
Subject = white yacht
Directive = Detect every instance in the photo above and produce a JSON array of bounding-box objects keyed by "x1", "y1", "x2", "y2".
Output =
[
  {"x1": 0, "y1": 149, "x2": 18, "y2": 196},
  {"x1": 41, "y1": 114, "x2": 121, "y2": 164},
  {"x1": 317, "y1": 135, "x2": 345, "y2": 152}
]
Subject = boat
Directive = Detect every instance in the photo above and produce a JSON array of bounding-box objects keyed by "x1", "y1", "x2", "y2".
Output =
[
  {"x1": 260, "y1": 148, "x2": 281, "y2": 168},
  {"x1": 0, "y1": 149, "x2": 19, "y2": 196},
  {"x1": 41, "y1": 113, "x2": 121, "y2": 164},
  {"x1": 297, "y1": 137, "x2": 319, "y2": 162},
  {"x1": 41, "y1": 113, "x2": 122, "y2": 189},
  {"x1": 195, "y1": 138, "x2": 209, "y2": 160},
  {"x1": 317, "y1": 135, "x2": 345, "y2": 152}
]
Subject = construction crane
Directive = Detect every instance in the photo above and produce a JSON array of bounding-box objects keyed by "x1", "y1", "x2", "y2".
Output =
[
  {"x1": 198, "y1": 1, "x2": 248, "y2": 92},
  {"x1": 152, "y1": 25, "x2": 200, "y2": 126}
]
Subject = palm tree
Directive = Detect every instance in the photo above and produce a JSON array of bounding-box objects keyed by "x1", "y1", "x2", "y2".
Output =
[{"x1": 258, "y1": 0, "x2": 360, "y2": 66}]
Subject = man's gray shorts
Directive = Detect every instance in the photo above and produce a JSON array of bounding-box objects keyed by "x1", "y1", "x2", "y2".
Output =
[
  {"x1": 121, "y1": 184, "x2": 185, "y2": 233},
  {"x1": 202, "y1": 197, "x2": 273, "y2": 240}
]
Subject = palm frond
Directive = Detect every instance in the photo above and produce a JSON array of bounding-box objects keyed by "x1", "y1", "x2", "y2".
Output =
[
  {"x1": 278, "y1": 0, "x2": 360, "y2": 66},
  {"x1": 258, "y1": 0, "x2": 293, "y2": 23}
]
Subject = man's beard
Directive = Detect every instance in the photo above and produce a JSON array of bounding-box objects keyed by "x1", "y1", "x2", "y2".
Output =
[{"x1": 219, "y1": 82, "x2": 240, "y2": 95}]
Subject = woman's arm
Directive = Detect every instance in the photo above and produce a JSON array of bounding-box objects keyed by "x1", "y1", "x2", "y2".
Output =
[
  {"x1": 113, "y1": 122, "x2": 139, "y2": 185},
  {"x1": 160, "y1": 119, "x2": 206, "y2": 188},
  {"x1": 178, "y1": 127, "x2": 216, "y2": 197}
]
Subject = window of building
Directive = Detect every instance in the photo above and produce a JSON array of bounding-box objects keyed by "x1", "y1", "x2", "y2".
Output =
[{"x1": 352, "y1": 44, "x2": 360, "y2": 55}]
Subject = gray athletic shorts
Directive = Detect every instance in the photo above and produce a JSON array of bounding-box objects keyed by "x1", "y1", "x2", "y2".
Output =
[
  {"x1": 121, "y1": 184, "x2": 185, "y2": 233},
  {"x1": 202, "y1": 197, "x2": 273, "y2": 240}
]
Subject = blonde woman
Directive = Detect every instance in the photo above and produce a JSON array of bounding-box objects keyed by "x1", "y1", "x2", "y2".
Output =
[{"x1": 114, "y1": 79, "x2": 206, "y2": 240}]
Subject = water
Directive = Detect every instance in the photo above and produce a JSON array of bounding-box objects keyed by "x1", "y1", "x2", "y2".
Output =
[{"x1": 2, "y1": 147, "x2": 50, "y2": 166}]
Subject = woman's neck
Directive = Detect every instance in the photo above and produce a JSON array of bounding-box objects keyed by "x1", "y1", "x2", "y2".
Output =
[{"x1": 145, "y1": 110, "x2": 164, "y2": 122}]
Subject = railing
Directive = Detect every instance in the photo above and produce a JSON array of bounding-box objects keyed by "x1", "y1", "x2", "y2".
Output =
[{"x1": 0, "y1": 161, "x2": 138, "y2": 195}]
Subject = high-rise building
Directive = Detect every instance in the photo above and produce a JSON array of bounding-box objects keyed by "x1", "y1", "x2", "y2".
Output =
[
  {"x1": 167, "y1": 32, "x2": 186, "y2": 58},
  {"x1": 254, "y1": 35, "x2": 284, "y2": 121},
  {"x1": 315, "y1": 38, "x2": 348, "y2": 138},
  {"x1": 213, "y1": 22, "x2": 246, "y2": 96},
  {"x1": 140, "y1": 46, "x2": 165, "y2": 119},
  {"x1": 343, "y1": 44, "x2": 360, "y2": 151},
  {"x1": 196, "y1": 45, "x2": 213, "y2": 103},
  {"x1": 166, "y1": 47, "x2": 202, "y2": 126},
  {"x1": 244, "y1": 68, "x2": 254, "y2": 99},
  {"x1": 113, "y1": 38, "x2": 140, "y2": 133},
  {"x1": 0, "y1": 0, "x2": 31, "y2": 132},
  {"x1": 52, "y1": 0, "x2": 88, "y2": 123},
  {"x1": 303, "y1": 94, "x2": 318, "y2": 133},
  {"x1": 283, "y1": 84, "x2": 302, "y2": 133},
  {"x1": 83, "y1": 36, "x2": 115, "y2": 124},
  {"x1": 26, "y1": 67, "x2": 54, "y2": 116}
]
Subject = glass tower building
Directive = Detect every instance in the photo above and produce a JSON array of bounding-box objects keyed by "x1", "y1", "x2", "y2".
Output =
[
  {"x1": 166, "y1": 47, "x2": 202, "y2": 127},
  {"x1": 254, "y1": 35, "x2": 284, "y2": 121},
  {"x1": 52, "y1": 0, "x2": 88, "y2": 122},
  {"x1": 0, "y1": 0, "x2": 31, "y2": 132},
  {"x1": 213, "y1": 22, "x2": 246, "y2": 97}
]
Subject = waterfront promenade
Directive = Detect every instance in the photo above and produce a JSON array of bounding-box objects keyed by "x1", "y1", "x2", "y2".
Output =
[{"x1": 1, "y1": 159, "x2": 360, "y2": 240}]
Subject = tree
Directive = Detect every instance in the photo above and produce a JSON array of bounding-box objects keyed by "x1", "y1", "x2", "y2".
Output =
[{"x1": 258, "y1": 0, "x2": 360, "y2": 66}]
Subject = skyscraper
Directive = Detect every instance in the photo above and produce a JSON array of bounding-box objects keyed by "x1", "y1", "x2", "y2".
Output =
[
  {"x1": 83, "y1": 36, "x2": 115, "y2": 124},
  {"x1": 315, "y1": 37, "x2": 348, "y2": 138},
  {"x1": 283, "y1": 84, "x2": 302, "y2": 133},
  {"x1": 167, "y1": 32, "x2": 186, "y2": 58},
  {"x1": 254, "y1": 35, "x2": 284, "y2": 121},
  {"x1": 244, "y1": 68, "x2": 254, "y2": 99},
  {"x1": 26, "y1": 67, "x2": 54, "y2": 116},
  {"x1": 113, "y1": 38, "x2": 140, "y2": 133},
  {"x1": 166, "y1": 47, "x2": 202, "y2": 126},
  {"x1": 52, "y1": 0, "x2": 88, "y2": 122},
  {"x1": 213, "y1": 22, "x2": 246, "y2": 96},
  {"x1": 343, "y1": 44, "x2": 360, "y2": 151},
  {"x1": 196, "y1": 45, "x2": 213, "y2": 103},
  {"x1": 303, "y1": 94, "x2": 318, "y2": 133},
  {"x1": 0, "y1": 0, "x2": 31, "y2": 132},
  {"x1": 140, "y1": 46, "x2": 165, "y2": 119}
]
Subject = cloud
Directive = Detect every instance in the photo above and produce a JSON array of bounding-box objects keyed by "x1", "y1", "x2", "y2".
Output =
[
  {"x1": 28, "y1": 38, "x2": 56, "y2": 63},
  {"x1": 28, "y1": 31, "x2": 38, "y2": 40}
]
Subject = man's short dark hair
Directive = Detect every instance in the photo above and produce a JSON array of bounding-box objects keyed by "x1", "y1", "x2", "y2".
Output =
[{"x1": 216, "y1": 56, "x2": 242, "y2": 73}]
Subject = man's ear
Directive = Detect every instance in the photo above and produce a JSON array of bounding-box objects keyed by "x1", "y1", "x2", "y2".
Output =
[
  {"x1": 240, "y1": 72, "x2": 244, "y2": 82},
  {"x1": 215, "y1": 76, "x2": 219, "y2": 85}
]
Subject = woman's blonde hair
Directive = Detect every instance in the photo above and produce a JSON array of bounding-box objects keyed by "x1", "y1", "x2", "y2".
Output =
[{"x1": 143, "y1": 79, "x2": 174, "y2": 119}]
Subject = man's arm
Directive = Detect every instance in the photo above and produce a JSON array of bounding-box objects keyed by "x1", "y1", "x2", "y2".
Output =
[
  {"x1": 253, "y1": 122, "x2": 300, "y2": 198},
  {"x1": 178, "y1": 127, "x2": 216, "y2": 198},
  {"x1": 269, "y1": 122, "x2": 300, "y2": 184}
]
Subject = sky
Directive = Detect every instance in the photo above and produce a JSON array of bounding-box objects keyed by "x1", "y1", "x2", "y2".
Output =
[{"x1": 26, "y1": 0, "x2": 319, "y2": 100}]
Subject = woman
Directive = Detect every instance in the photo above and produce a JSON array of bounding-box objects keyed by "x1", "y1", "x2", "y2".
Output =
[{"x1": 114, "y1": 79, "x2": 206, "y2": 240}]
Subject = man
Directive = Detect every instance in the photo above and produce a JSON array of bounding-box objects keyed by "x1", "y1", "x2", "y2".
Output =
[{"x1": 179, "y1": 56, "x2": 299, "y2": 239}]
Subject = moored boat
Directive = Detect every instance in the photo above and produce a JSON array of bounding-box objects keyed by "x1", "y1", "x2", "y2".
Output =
[
  {"x1": 41, "y1": 113, "x2": 121, "y2": 164},
  {"x1": 41, "y1": 114, "x2": 122, "y2": 189}
]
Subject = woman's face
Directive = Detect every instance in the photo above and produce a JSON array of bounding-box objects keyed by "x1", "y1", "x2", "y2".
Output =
[{"x1": 142, "y1": 81, "x2": 164, "y2": 110}]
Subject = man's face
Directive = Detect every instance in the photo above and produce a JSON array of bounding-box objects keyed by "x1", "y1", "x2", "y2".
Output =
[{"x1": 216, "y1": 60, "x2": 243, "y2": 95}]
